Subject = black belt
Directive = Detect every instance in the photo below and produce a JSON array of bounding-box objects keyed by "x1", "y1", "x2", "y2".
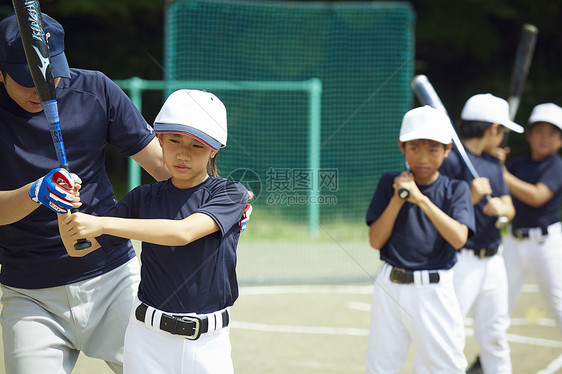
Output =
[
  {"x1": 512, "y1": 226, "x2": 549, "y2": 240},
  {"x1": 389, "y1": 267, "x2": 440, "y2": 284},
  {"x1": 135, "y1": 303, "x2": 229, "y2": 340},
  {"x1": 465, "y1": 246, "x2": 499, "y2": 259}
]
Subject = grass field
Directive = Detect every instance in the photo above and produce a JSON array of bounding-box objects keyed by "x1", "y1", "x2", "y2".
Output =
[{"x1": 0, "y1": 237, "x2": 560, "y2": 373}]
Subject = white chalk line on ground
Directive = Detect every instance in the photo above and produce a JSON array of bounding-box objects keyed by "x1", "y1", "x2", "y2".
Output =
[
  {"x1": 231, "y1": 321, "x2": 368, "y2": 336},
  {"x1": 236, "y1": 283, "x2": 562, "y2": 351},
  {"x1": 349, "y1": 301, "x2": 558, "y2": 327},
  {"x1": 231, "y1": 321, "x2": 562, "y2": 348},
  {"x1": 240, "y1": 284, "x2": 374, "y2": 295},
  {"x1": 537, "y1": 354, "x2": 562, "y2": 374},
  {"x1": 240, "y1": 283, "x2": 536, "y2": 296}
]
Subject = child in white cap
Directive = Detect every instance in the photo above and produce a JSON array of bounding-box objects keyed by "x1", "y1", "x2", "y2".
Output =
[
  {"x1": 365, "y1": 106, "x2": 475, "y2": 373},
  {"x1": 59, "y1": 89, "x2": 249, "y2": 374},
  {"x1": 439, "y1": 93, "x2": 522, "y2": 374},
  {"x1": 502, "y1": 103, "x2": 562, "y2": 335}
]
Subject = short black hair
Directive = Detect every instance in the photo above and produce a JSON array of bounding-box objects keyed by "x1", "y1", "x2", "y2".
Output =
[{"x1": 458, "y1": 120, "x2": 493, "y2": 139}]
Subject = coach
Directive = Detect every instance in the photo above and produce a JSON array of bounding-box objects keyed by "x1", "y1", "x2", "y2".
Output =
[{"x1": 0, "y1": 13, "x2": 169, "y2": 374}]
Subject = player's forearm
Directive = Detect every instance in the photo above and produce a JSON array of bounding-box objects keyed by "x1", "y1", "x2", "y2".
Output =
[
  {"x1": 416, "y1": 195, "x2": 468, "y2": 249},
  {"x1": 504, "y1": 169, "x2": 552, "y2": 207},
  {"x1": 99, "y1": 214, "x2": 218, "y2": 246},
  {"x1": 0, "y1": 183, "x2": 39, "y2": 225},
  {"x1": 369, "y1": 198, "x2": 402, "y2": 250},
  {"x1": 57, "y1": 213, "x2": 101, "y2": 257}
]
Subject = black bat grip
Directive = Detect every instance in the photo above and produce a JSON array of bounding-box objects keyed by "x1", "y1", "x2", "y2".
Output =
[
  {"x1": 73, "y1": 233, "x2": 92, "y2": 250},
  {"x1": 398, "y1": 187, "x2": 410, "y2": 200}
]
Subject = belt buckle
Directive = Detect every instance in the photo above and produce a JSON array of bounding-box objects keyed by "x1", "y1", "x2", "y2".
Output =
[
  {"x1": 390, "y1": 267, "x2": 407, "y2": 284},
  {"x1": 513, "y1": 230, "x2": 524, "y2": 240},
  {"x1": 478, "y1": 248, "x2": 487, "y2": 259},
  {"x1": 180, "y1": 315, "x2": 202, "y2": 340}
]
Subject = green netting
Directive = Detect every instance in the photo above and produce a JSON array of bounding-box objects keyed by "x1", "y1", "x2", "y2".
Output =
[{"x1": 165, "y1": 0, "x2": 415, "y2": 283}]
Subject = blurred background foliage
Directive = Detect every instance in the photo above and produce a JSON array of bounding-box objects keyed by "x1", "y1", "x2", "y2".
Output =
[{"x1": 1, "y1": 0, "x2": 560, "y2": 190}]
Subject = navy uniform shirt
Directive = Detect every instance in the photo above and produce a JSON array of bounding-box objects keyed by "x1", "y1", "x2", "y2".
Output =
[
  {"x1": 440, "y1": 150, "x2": 509, "y2": 249},
  {"x1": 366, "y1": 172, "x2": 474, "y2": 270},
  {"x1": 507, "y1": 154, "x2": 562, "y2": 229},
  {"x1": 99, "y1": 177, "x2": 248, "y2": 314},
  {"x1": 0, "y1": 68, "x2": 153, "y2": 288}
]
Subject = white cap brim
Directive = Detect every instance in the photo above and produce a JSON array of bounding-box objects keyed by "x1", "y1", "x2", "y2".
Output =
[
  {"x1": 154, "y1": 123, "x2": 221, "y2": 150},
  {"x1": 399, "y1": 130, "x2": 452, "y2": 144}
]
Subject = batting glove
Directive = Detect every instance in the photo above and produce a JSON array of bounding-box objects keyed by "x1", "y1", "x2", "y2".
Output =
[
  {"x1": 29, "y1": 168, "x2": 78, "y2": 214},
  {"x1": 239, "y1": 203, "x2": 253, "y2": 233}
]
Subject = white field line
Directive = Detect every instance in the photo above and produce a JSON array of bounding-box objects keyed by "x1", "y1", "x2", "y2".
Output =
[
  {"x1": 523, "y1": 283, "x2": 539, "y2": 293},
  {"x1": 240, "y1": 284, "x2": 374, "y2": 295},
  {"x1": 537, "y1": 354, "x2": 562, "y2": 374},
  {"x1": 232, "y1": 321, "x2": 562, "y2": 349},
  {"x1": 348, "y1": 303, "x2": 558, "y2": 328},
  {"x1": 231, "y1": 321, "x2": 369, "y2": 336},
  {"x1": 236, "y1": 284, "x2": 562, "y2": 350},
  {"x1": 240, "y1": 283, "x2": 538, "y2": 295}
]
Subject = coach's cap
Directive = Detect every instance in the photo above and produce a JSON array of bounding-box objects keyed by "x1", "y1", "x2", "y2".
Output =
[
  {"x1": 528, "y1": 103, "x2": 562, "y2": 131},
  {"x1": 154, "y1": 90, "x2": 227, "y2": 150},
  {"x1": 399, "y1": 105, "x2": 452, "y2": 144},
  {"x1": 461, "y1": 94, "x2": 524, "y2": 133},
  {"x1": 0, "y1": 13, "x2": 70, "y2": 88}
]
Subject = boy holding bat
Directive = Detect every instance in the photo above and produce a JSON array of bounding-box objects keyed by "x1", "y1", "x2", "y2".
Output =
[
  {"x1": 0, "y1": 12, "x2": 170, "y2": 374},
  {"x1": 365, "y1": 105, "x2": 475, "y2": 373},
  {"x1": 501, "y1": 103, "x2": 562, "y2": 335},
  {"x1": 439, "y1": 93, "x2": 523, "y2": 374}
]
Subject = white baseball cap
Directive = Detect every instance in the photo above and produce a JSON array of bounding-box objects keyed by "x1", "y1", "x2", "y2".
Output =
[
  {"x1": 460, "y1": 93, "x2": 523, "y2": 133},
  {"x1": 528, "y1": 103, "x2": 562, "y2": 131},
  {"x1": 154, "y1": 90, "x2": 227, "y2": 150},
  {"x1": 399, "y1": 105, "x2": 452, "y2": 144}
]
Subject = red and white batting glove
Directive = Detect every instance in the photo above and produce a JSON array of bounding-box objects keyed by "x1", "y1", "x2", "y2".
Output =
[
  {"x1": 28, "y1": 168, "x2": 79, "y2": 214},
  {"x1": 239, "y1": 203, "x2": 253, "y2": 233}
]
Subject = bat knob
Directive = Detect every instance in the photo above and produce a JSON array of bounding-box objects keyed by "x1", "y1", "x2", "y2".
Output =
[
  {"x1": 398, "y1": 187, "x2": 410, "y2": 200},
  {"x1": 74, "y1": 238, "x2": 92, "y2": 250},
  {"x1": 495, "y1": 216, "x2": 509, "y2": 229}
]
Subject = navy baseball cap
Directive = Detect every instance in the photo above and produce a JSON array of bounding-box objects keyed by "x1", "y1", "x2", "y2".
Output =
[{"x1": 0, "y1": 13, "x2": 70, "y2": 88}]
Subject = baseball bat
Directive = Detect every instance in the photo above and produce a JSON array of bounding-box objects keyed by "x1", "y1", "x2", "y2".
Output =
[
  {"x1": 411, "y1": 74, "x2": 508, "y2": 229},
  {"x1": 508, "y1": 24, "x2": 538, "y2": 121},
  {"x1": 398, "y1": 162, "x2": 411, "y2": 200},
  {"x1": 501, "y1": 24, "x2": 538, "y2": 149},
  {"x1": 12, "y1": 0, "x2": 91, "y2": 250}
]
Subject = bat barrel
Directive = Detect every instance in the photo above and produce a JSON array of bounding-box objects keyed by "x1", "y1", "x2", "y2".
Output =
[
  {"x1": 11, "y1": 0, "x2": 56, "y2": 99},
  {"x1": 411, "y1": 75, "x2": 448, "y2": 114},
  {"x1": 508, "y1": 23, "x2": 538, "y2": 121},
  {"x1": 12, "y1": 1, "x2": 92, "y2": 250}
]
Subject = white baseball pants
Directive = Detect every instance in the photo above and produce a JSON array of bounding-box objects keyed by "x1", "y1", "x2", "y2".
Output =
[
  {"x1": 365, "y1": 263, "x2": 466, "y2": 374},
  {"x1": 454, "y1": 248, "x2": 512, "y2": 374},
  {"x1": 123, "y1": 299, "x2": 233, "y2": 374},
  {"x1": 503, "y1": 222, "x2": 562, "y2": 334}
]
